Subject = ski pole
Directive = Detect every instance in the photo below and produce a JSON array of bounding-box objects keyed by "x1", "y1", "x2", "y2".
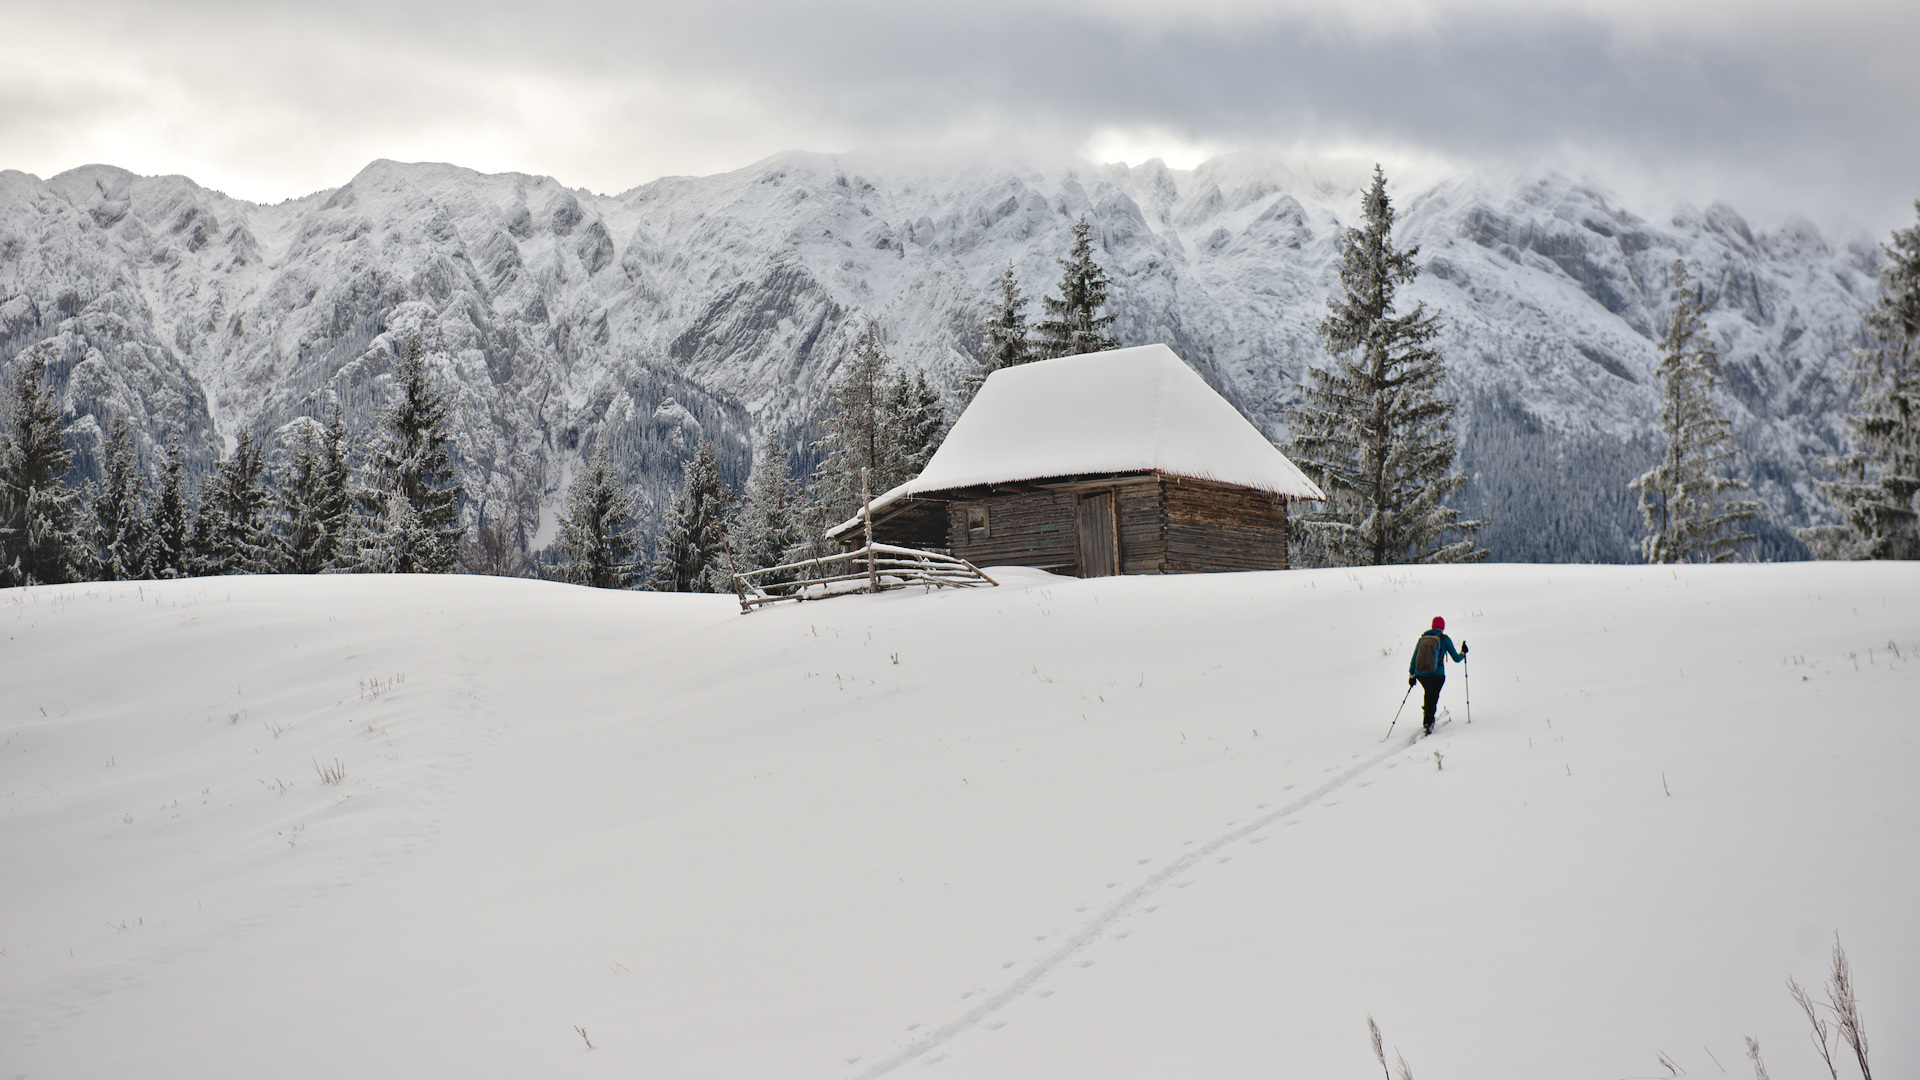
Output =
[
  {"x1": 1383, "y1": 682, "x2": 1414, "y2": 741},
  {"x1": 1463, "y1": 646, "x2": 1471, "y2": 724}
]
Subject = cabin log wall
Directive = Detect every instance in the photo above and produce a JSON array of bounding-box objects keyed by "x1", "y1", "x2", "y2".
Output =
[
  {"x1": 1162, "y1": 477, "x2": 1290, "y2": 573},
  {"x1": 947, "y1": 491, "x2": 1077, "y2": 571},
  {"x1": 1116, "y1": 482, "x2": 1166, "y2": 574},
  {"x1": 932, "y1": 475, "x2": 1291, "y2": 576}
]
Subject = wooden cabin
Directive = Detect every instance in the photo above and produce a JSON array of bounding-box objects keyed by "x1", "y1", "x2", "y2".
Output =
[{"x1": 827, "y1": 344, "x2": 1325, "y2": 577}]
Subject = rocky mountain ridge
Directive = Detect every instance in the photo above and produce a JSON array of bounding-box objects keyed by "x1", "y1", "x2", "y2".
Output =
[{"x1": 0, "y1": 153, "x2": 1883, "y2": 559}]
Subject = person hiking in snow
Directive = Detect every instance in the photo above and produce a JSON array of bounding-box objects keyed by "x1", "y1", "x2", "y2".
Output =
[{"x1": 1408, "y1": 616, "x2": 1467, "y2": 736}]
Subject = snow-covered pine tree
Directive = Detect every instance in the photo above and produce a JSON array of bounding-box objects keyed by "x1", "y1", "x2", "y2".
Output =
[
  {"x1": 556, "y1": 441, "x2": 641, "y2": 589},
  {"x1": 731, "y1": 429, "x2": 802, "y2": 577},
  {"x1": 0, "y1": 346, "x2": 84, "y2": 587},
  {"x1": 362, "y1": 339, "x2": 464, "y2": 572},
  {"x1": 1799, "y1": 202, "x2": 1920, "y2": 560},
  {"x1": 143, "y1": 435, "x2": 195, "y2": 579},
  {"x1": 648, "y1": 440, "x2": 732, "y2": 592},
  {"x1": 272, "y1": 424, "x2": 322, "y2": 572},
  {"x1": 810, "y1": 324, "x2": 896, "y2": 524},
  {"x1": 883, "y1": 369, "x2": 946, "y2": 484},
  {"x1": 356, "y1": 488, "x2": 444, "y2": 574},
  {"x1": 1034, "y1": 217, "x2": 1118, "y2": 358},
  {"x1": 89, "y1": 415, "x2": 148, "y2": 581},
  {"x1": 1287, "y1": 165, "x2": 1485, "y2": 567},
  {"x1": 1629, "y1": 260, "x2": 1759, "y2": 563},
  {"x1": 965, "y1": 263, "x2": 1036, "y2": 401},
  {"x1": 806, "y1": 323, "x2": 948, "y2": 529},
  {"x1": 277, "y1": 405, "x2": 355, "y2": 573},
  {"x1": 194, "y1": 429, "x2": 273, "y2": 575}
]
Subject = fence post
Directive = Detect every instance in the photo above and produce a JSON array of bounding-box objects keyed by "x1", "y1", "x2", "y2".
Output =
[
  {"x1": 721, "y1": 534, "x2": 751, "y2": 613},
  {"x1": 862, "y1": 467, "x2": 878, "y2": 594}
]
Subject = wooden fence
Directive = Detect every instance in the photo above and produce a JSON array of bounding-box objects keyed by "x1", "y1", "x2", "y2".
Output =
[{"x1": 731, "y1": 543, "x2": 998, "y2": 613}]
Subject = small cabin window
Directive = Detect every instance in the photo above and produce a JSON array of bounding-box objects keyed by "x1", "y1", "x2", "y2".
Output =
[{"x1": 965, "y1": 504, "x2": 990, "y2": 540}]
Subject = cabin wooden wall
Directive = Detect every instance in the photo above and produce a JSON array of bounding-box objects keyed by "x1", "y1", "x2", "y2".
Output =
[
  {"x1": 941, "y1": 476, "x2": 1289, "y2": 576},
  {"x1": 946, "y1": 491, "x2": 1077, "y2": 572},
  {"x1": 1115, "y1": 483, "x2": 1165, "y2": 574},
  {"x1": 1163, "y1": 477, "x2": 1290, "y2": 572}
]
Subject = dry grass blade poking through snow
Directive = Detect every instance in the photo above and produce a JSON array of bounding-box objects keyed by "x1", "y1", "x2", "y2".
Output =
[
  {"x1": 1825, "y1": 937, "x2": 1872, "y2": 1080},
  {"x1": 1744, "y1": 1036, "x2": 1770, "y2": 1080},
  {"x1": 1788, "y1": 935, "x2": 1874, "y2": 1080},
  {"x1": 1788, "y1": 976, "x2": 1837, "y2": 1080},
  {"x1": 1368, "y1": 1015, "x2": 1414, "y2": 1080},
  {"x1": 312, "y1": 757, "x2": 346, "y2": 785},
  {"x1": 1368, "y1": 1014, "x2": 1389, "y2": 1080}
]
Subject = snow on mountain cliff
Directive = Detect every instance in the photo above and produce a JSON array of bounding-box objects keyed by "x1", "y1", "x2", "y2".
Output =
[
  {"x1": 0, "y1": 154, "x2": 1883, "y2": 556},
  {"x1": 3, "y1": 563, "x2": 1916, "y2": 1078}
]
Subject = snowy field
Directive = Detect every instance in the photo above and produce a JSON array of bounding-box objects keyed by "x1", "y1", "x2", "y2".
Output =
[{"x1": 3, "y1": 563, "x2": 1915, "y2": 1079}]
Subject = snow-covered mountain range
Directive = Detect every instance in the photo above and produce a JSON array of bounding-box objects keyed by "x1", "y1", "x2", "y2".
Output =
[{"x1": 0, "y1": 153, "x2": 1884, "y2": 559}]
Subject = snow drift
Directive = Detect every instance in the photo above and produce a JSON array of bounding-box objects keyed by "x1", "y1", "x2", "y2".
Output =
[{"x1": 2, "y1": 562, "x2": 1915, "y2": 1078}]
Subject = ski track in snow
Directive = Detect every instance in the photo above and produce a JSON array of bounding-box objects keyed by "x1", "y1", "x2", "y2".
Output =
[{"x1": 847, "y1": 726, "x2": 1424, "y2": 1079}]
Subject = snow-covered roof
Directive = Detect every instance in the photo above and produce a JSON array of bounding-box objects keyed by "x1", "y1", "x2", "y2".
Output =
[{"x1": 832, "y1": 344, "x2": 1323, "y2": 537}]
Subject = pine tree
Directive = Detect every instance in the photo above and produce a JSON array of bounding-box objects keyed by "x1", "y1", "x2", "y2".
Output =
[
  {"x1": 883, "y1": 369, "x2": 946, "y2": 483},
  {"x1": 810, "y1": 324, "x2": 896, "y2": 524},
  {"x1": 357, "y1": 488, "x2": 444, "y2": 574},
  {"x1": 277, "y1": 406, "x2": 355, "y2": 573},
  {"x1": 649, "y1": 441, "x2": 732, "y2": 593},
  {"x1": 0, "y1": 346, "x2": 84, "y2": 587},
  {"x1": 1630, "y1": 261, "x2": 1759, "y2": 563},
  {"x1": 90, "y1": 415, "x2": 147, "y2": 581},
  {"x1": 1799, "y1": 201, "x2": 1920, "y2": 559},
  {"x1": 194, "y1": 429, "x2": 273, "y2": 575},
  {"x1": 144, "y1": 435, "x2": 195, "y2": 579},
  {"x1": 1035, "y1": 217, "x2": 1119, "y2": 357},
  {"x1": 966, "y1": 263, "x2": 1035, "y2": 400},
  {"x1": 363, "y1": 339, "x2": 464, "y2": 572},
  {"x1": 804, "y1": 325, "x2": 950, "y2": 547},
  {"x1": 1288, "y1": 165, "x2": 1485, "y2": 567},
  {"x1": 731, "y1": 430, "x2": 802, "y2": 577},
  {"x1": 556, "y1": 441, "x2": 641, "y2": 589}
]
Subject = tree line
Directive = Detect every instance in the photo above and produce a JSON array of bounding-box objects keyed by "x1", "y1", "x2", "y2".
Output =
[
  {"x1": 1280, "y1": 170, "x2": 1920, "y2": 568},
  {"x1": 1, "y1": 340, "x2": 465, "y2": 588},
  {"x1": 8, "y1": 193, "x2": 1915, "y2": 589},
  {"x1": 1607, "y1": 199, "x2": 1918, "y2": 565},
  {"x1": 0, "y1": 217, "x2": 1124, "y2": 592}
]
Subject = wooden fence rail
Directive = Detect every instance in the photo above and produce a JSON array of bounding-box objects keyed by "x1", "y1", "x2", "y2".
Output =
[{"x1": 731, "y1": 543, "x2": 998, "y2": 612}]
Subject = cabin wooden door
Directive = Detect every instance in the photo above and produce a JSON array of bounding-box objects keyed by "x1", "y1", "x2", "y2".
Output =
[{"x1": 1076, "y1": 491, "x2": 1119, "y2": 577}]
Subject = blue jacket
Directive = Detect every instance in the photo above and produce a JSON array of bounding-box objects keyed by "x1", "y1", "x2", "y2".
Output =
[{"x1": 1409, "y1": 630, "x2": 1465, "y2": 677}]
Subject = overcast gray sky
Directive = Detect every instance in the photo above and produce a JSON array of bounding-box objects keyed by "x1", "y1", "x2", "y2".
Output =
[{"x1": 3, "y1": 0, "x2": 1914, "y2": 234}]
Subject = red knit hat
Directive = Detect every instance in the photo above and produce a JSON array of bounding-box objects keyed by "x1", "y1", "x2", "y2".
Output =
[{"x1": 1431, "y1": 616, "x2": 1445, "y2": 630}]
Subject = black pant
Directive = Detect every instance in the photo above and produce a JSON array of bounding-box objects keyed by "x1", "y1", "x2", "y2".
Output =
[{"x1": 1417, "y1": 674, "x2": 1445, "y2": 730}]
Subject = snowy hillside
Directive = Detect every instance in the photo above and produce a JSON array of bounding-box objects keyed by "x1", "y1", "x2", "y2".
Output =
[
  {"x1": 3, "y1": 564, "x2": 1915, "y2": 1078},
  {"x1": 0, "y1": 154, "x2": 1887, "y2": 555}
]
